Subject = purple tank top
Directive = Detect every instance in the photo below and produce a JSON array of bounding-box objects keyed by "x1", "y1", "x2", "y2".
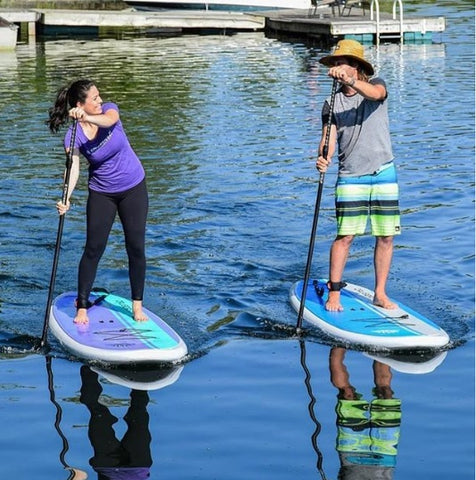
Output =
[{"x1": 64, "y1": 102, "x2": 145, "y2": 193}]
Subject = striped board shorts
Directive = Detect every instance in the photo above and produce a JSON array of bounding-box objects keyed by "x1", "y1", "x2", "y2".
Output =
[{"x1": 335, "y1": 162, "x2": 401, "y2": 237}]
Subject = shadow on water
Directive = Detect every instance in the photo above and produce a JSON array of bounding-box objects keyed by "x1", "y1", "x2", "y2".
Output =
[
  {"x1": 42, "y1": 337, "x2": 448, "y2": 480},
  {"x1": 45, "y1": 355, "x2": 183, "y2": 480},
  {"x1": 46, "y1": 356, "x2": 79, "y2": 480},
  {"x1": 298, "y1": 341, "x2": 447, "y2": 480},
  {"x1": 299, "y1": 340, "x2": 329, "y2": 480}
]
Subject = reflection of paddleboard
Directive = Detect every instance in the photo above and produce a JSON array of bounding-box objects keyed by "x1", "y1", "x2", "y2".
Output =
[
  {"x1": 91, "y1": 364, "x2": 184, "y2": 391},
  {"x1": 290, "y1": 279, "x2": 450, "y2": 350},
  {"x1": 364, "y1": 350, "x2": 448, "y2": 374},
  {"x1": 49, "y1": 290, "x2": 187, "y2": 364}
]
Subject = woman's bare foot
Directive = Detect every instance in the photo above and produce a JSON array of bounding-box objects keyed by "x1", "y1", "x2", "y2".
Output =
[
  {"x1": 326, "y1": 291, "x2": 344, "y2": 312},
  {"x1": 74, "y1": 308, "x2": 89, "y2": 324},
  {"x1": 373, "y1": 294, "x2": 398, "y2": 310},
  {"x1": 133, "y1": 300, "x2": 148, "y2": 322}
]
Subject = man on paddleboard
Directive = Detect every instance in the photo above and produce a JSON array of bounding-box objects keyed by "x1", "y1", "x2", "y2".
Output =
[{"x1": 316, "y1": 40, "x2": 401, "y2": 312}]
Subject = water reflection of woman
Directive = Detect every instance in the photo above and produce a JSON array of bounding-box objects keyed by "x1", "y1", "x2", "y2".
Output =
[
  {"x1": 79, "y1": 365, "x2": 153, "y2": 480},
  {"x1": 329, "y1": 347, "x2": 402, "y2": 480}
]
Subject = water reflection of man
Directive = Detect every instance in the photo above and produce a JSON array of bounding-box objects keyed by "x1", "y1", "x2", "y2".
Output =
[
  {"x1": 329, "y1": 347, "x2": 402, "y2": 480},
  {"x1": 79, "y1": 365, "x2": 153, "y2": 480}
]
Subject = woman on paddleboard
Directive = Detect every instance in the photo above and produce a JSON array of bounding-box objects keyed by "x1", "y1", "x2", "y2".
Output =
[
  {"x1": 316, "y1": 39, "x2": 401, "y2": 313},
  {"x1": 47, "y1": 79, "x2": 148, "y2": 325}
]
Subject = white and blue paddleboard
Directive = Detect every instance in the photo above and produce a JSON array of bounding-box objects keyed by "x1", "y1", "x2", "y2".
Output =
[
  {"x1": 49, "y1": 290, "x2": 188, "y2": 364},
  {"x1": 290, "y1": 279, "x2": 450, "y2": 350}
]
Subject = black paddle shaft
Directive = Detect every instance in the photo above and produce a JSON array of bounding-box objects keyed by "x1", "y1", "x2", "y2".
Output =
[
  {"x1": 296, "y1": 79, "x2": 338, "y2": 332},
  {"x1": 40, "y1": 120, "x2": 78, "y2": 348}
]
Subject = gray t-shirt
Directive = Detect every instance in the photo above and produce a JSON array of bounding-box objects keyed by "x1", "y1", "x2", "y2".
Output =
[{"x1": 322, "y1": 78, "x2": 394, "y2": 177}]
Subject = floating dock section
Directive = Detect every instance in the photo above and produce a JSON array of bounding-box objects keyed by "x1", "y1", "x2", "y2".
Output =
[
  {"x1": 265, "y1": 6, "x2": 445, "y2": 44},
  {"x1": 38, "y1": 8, "x2": 264, "y2": 32},
  {"x1": 0, "y1": 8, "x2": 264, "y2": 37},
  {"x1": 0, "y1": 4, "x2": 445, "y2": 45}
]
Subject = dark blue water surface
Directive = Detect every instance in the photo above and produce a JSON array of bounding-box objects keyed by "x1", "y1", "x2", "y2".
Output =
[{"x1": 0, "y1": 1, "x2": 474, "y2": 479}]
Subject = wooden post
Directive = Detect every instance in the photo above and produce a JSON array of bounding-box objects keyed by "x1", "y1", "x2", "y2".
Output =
[{"x1": 28, "y1": 20, "x2": 36, "y2": 38}]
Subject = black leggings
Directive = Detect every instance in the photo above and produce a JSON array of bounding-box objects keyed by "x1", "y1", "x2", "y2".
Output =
[{"x1": 77, "y1": 179, "x2": 148, "y2": 309}]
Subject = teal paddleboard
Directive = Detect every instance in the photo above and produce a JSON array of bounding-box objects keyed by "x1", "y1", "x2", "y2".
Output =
[
  {"x1": 290, "y1": 279, "x2": 450, "y2": 350},
  {"x1": 49, "y1": 290, "x2": 188, "y2": 364}
]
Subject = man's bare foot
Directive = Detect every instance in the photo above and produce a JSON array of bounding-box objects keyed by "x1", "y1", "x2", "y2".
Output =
[
  {"x1": 74, "y1": 308, "x2": 89, "y2": 324},
  {"x1": 373, "y1": 295, "x2": 398, "y2": 310},
  {"x1": 326, "y1": 291, "x2": 344, "y2": 312},
  {"x1": 133, "y1": 300, "x2": 148, "y2": 322}
]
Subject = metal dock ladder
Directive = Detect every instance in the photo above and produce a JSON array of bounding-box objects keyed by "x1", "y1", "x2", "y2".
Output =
[{"x1": 371, "y1": 0, "x2": 404, "y2": 44}]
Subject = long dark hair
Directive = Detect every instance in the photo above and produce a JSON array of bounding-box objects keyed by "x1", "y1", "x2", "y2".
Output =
[{"x1": 46, "y1": 79, "x2": 96, "y2": 133}]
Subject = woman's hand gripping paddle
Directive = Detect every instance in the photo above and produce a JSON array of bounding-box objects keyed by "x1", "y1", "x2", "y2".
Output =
[
  {"x1": 296, "y1": 79, "x2": 338, "y2": 333},
  {"x1": 40, "y1": 120, "x2": 78, "y2": 349}
]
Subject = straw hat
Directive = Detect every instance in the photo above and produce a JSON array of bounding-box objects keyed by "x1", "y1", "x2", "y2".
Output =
[{"x1": 319, "y1": 39, "x2": 374, "y2": 76}]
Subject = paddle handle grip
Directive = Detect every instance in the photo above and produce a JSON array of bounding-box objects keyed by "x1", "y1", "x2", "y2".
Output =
[{"x1": 322, "y1": 79, "x2": 338, "y2": 161}]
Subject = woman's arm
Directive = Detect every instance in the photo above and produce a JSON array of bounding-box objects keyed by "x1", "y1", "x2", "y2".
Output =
[
  {"x1": 68, "y1": 106, "x2": 119, "y2": 128},
  {"x1": 56, "y1": 147, "x2": 80, "y2": 215}
]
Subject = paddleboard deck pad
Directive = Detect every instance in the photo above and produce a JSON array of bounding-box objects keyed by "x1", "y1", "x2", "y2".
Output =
[
  {"x1": 49, "y1": 290, "x2": 188, "y2": 364},
  {"x1": 290, "y1": 279, "x2": 450, "y2": 350}
]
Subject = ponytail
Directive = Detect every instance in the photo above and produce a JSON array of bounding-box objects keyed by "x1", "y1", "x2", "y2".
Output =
[{"x1": 46, "y1": 79, "x2": 95, "y2": 133}]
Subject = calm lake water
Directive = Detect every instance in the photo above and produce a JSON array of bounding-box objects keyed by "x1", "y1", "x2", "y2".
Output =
[{"x1": 0, "y1": 1, "x2": 474, "y2": 479}]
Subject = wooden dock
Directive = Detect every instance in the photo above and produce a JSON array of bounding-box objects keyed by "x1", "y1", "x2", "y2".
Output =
[
  {"x1": 0, "y1": 4, "x2": 445, "y2": 45},
  {"x1": 0, "y1": 8, "x2": 265, "y2": 38},
  {"x1": 265, "y1": 7, "x2": 445, "y2": 44}
]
